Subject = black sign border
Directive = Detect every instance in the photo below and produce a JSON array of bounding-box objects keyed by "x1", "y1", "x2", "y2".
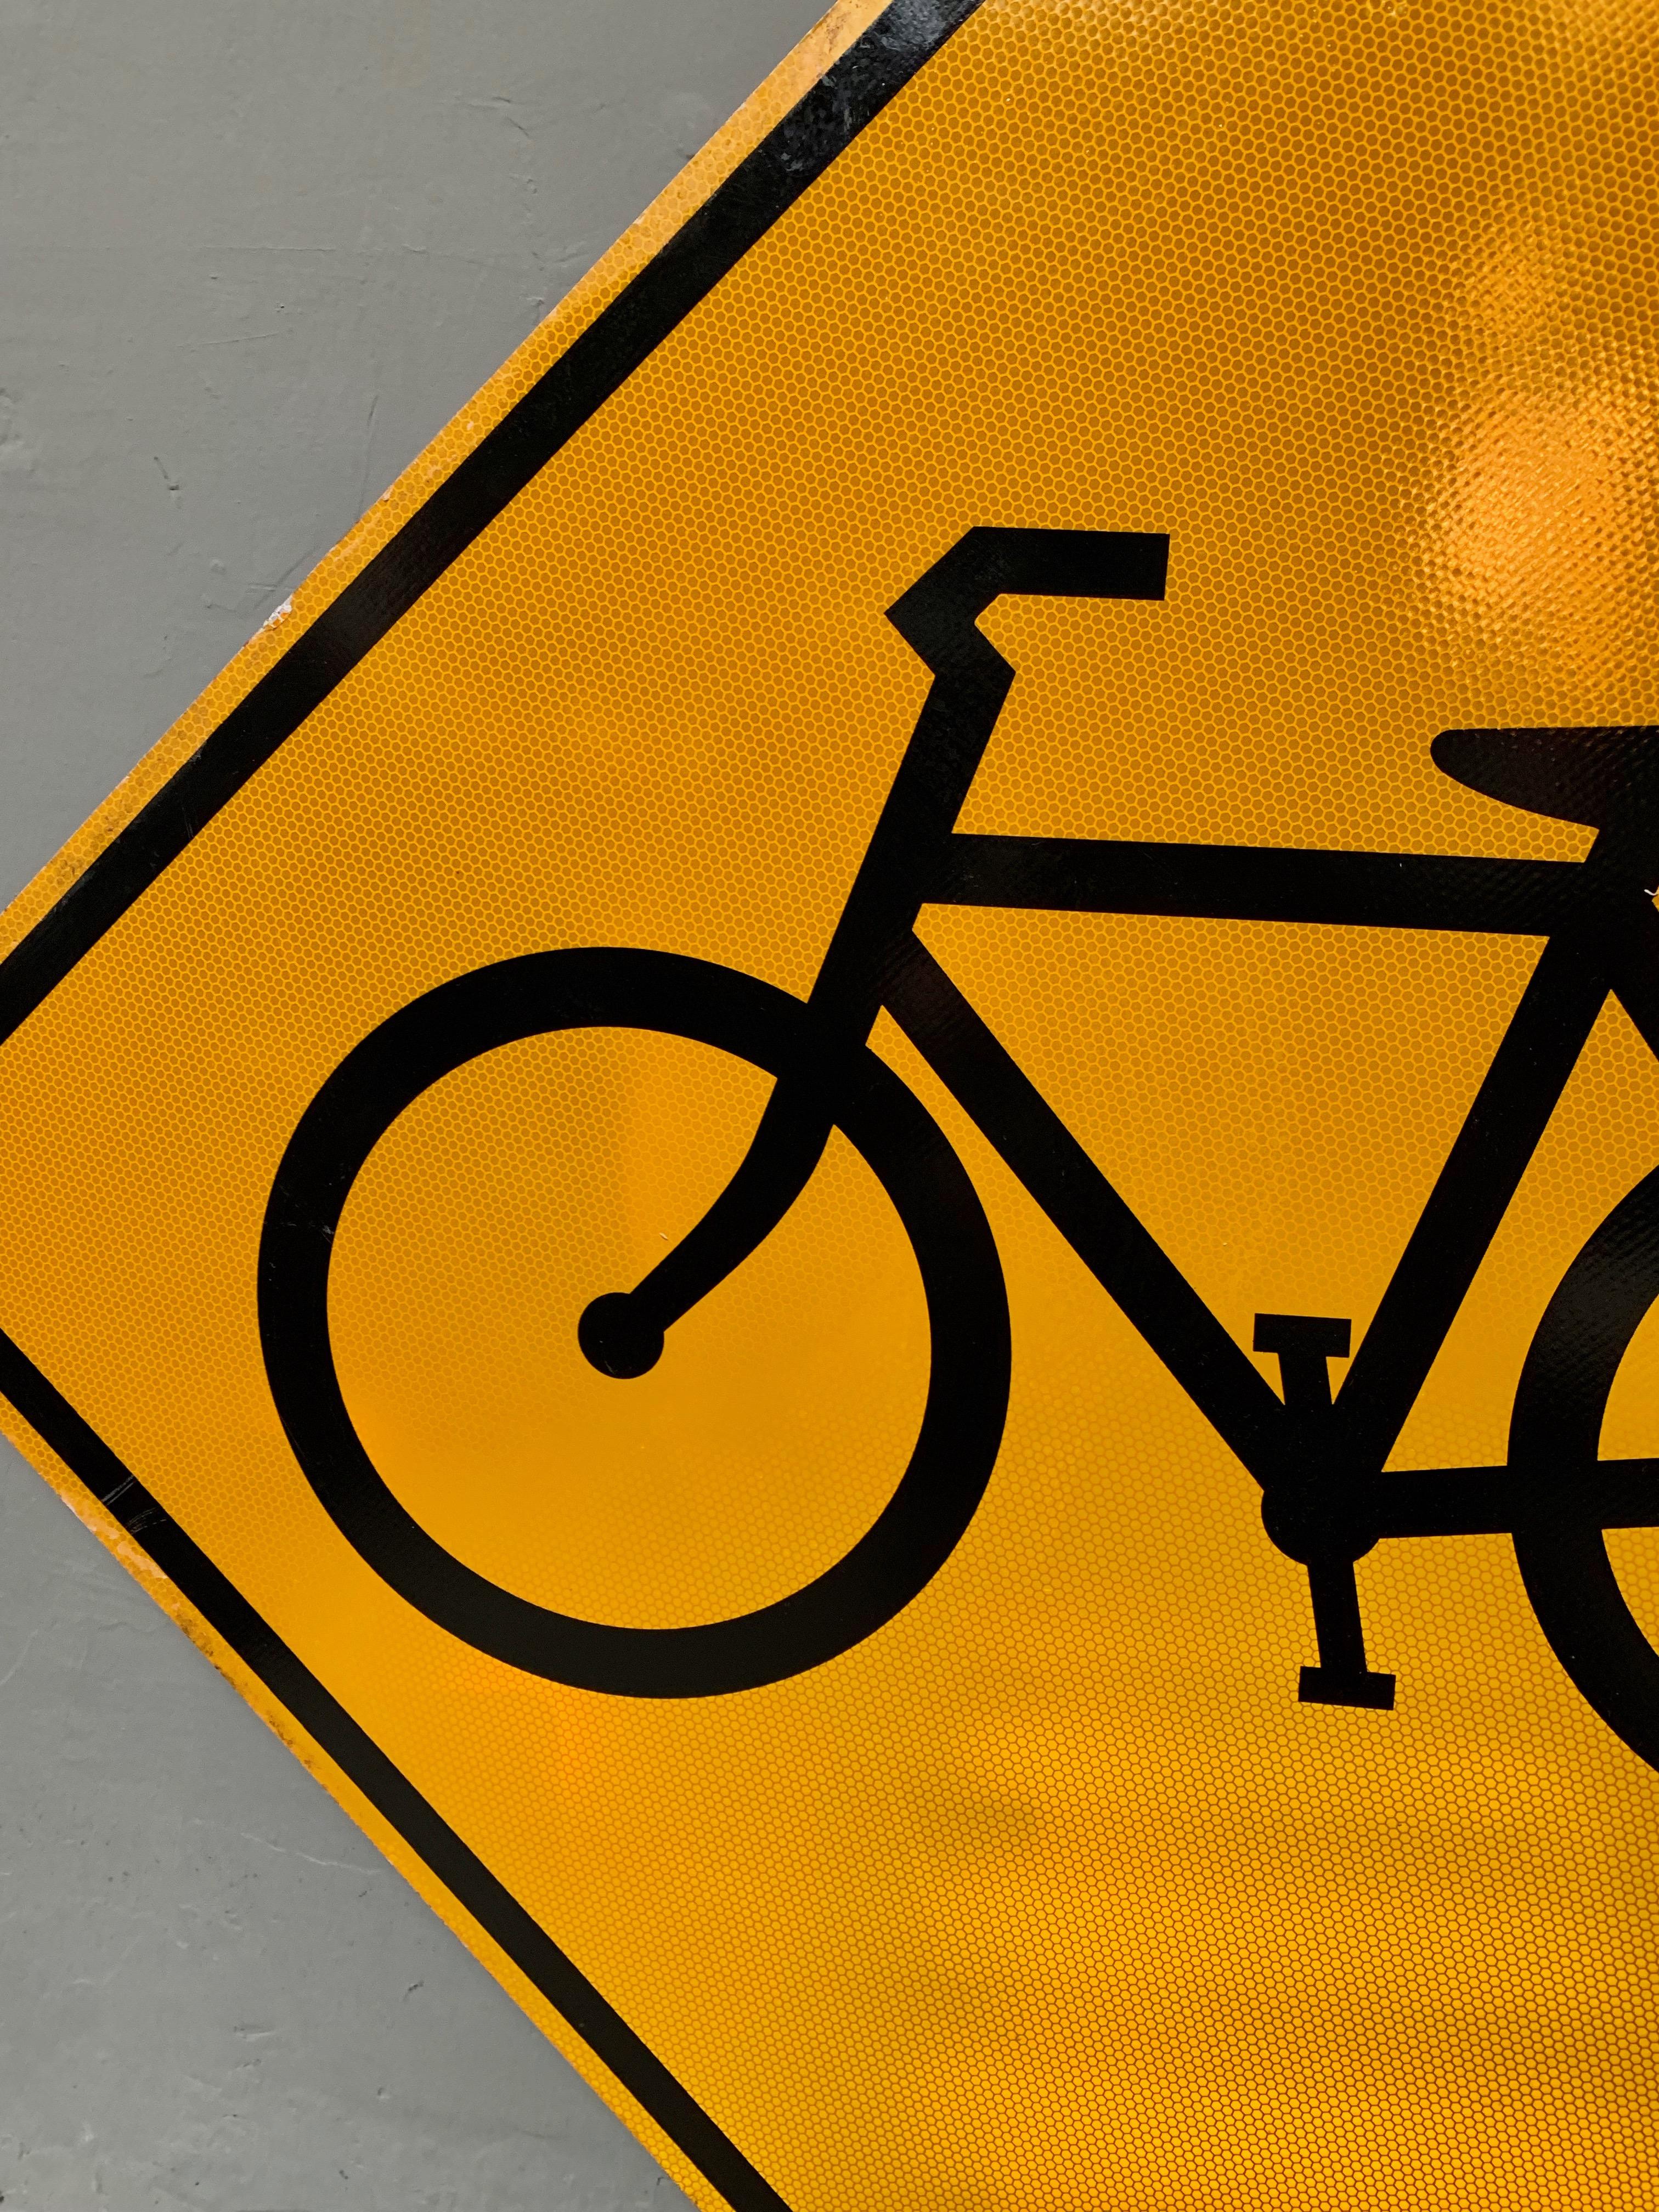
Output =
[{"x1": 0, "y1": 6, "x2": 988, "y2": 2205}]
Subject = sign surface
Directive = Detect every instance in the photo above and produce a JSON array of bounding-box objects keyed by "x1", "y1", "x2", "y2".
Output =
[{"x1": 4, "y1": 1, "x2": 1659, "y2": 2203}]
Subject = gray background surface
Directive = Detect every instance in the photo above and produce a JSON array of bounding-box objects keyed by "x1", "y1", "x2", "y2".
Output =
[{"x1": 0, "y1": 2, "x2": 823, "y2": 2200}]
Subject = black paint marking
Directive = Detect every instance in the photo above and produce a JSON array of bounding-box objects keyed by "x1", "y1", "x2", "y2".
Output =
[
  {"x1": 0, "y1": 0, "x2": 989, "y2": 1060},
  {"x1": 1510, "y1": 1166, "x2": 1659, "y2": 1774},
  {"x1": 0, "y1": 1323, "x2": 793, "y2": 2212},
  {"x1": 927, "y1": 836, "x2": 1580, "y2": 934},
  {"x1": 0, "y1": 7, "x2": 990, "y2": 2207},
  {"x1": 260, "y1": 949, "x2": 1009, "y2": 1697},
  {"x1": 2, "y1": 15, "x2": 1659, "y2": 2199}
]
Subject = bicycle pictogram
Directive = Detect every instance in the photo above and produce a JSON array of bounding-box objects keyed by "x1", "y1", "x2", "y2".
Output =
[{"x1": 259, "y1": 528, "x2": 1659, "y2": 1774}]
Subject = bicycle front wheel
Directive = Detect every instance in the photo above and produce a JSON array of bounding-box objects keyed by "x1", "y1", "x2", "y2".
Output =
[
  {"x1": 1509, "y1": 1161, "x2": 1659, "y2": 1773},
  {"x1": 258, "y1": 946, "x2": 1011, "y2": 1697}
]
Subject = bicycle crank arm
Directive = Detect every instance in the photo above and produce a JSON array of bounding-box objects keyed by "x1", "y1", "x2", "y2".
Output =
[
  {"x1": 1250, "y1": 1316, "x2": 1396, "y2": 1709},
  {"x1": 1298, "y1": 1555, "x2": 1397, "y2": 1710}
]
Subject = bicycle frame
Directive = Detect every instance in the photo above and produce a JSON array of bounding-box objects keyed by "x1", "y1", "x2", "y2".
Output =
[{"x1": 611, "y1": 528, "x2": 1659, "y2": 1709}]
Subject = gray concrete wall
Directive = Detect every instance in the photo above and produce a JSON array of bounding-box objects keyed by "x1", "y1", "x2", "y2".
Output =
[{"x1": 0, "y1": 3, "x2": 823, "y2": 2200}]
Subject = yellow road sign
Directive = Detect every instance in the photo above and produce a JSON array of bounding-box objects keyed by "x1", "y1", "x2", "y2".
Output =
[{"x1": 4, "y1": 0, "x2": 1659, "y2": 2203}]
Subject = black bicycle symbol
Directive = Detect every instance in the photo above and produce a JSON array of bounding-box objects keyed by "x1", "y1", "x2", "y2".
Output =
[{"x1": 259, "y1": 527, "x2": 1659, "y2": 1773}]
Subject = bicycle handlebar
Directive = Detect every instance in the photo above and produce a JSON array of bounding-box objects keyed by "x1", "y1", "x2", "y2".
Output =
[{"x1": 885, "y1": 526, "x2": 1169, "y2": 678}]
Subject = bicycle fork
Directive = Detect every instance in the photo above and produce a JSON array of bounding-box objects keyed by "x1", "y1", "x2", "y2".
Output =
[{"x1": 1254, "y1": 1313, "x2": 1397, "y2": 1711}]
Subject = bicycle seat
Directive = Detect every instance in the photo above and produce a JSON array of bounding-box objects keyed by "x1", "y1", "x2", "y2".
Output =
[{"x1": 1431, "y1": 725, "x2": 1659, "y2": 829}]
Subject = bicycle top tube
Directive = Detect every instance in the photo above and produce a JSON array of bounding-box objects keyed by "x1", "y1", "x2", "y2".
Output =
[
  {"x1": 921, "y1": 723, "x2": 1659, "y2": 939},
  {"x1": 922, "y1": 831, "x2": 1582, "y2": 937},
  {"x1": 812, "y1": 529, "x2": 1658, "y2": 1042}
]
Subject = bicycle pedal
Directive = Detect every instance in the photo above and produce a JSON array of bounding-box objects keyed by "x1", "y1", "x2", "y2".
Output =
[{"x1": 1299, "y1": 1666, "x2": 1396, "y2": 1711}]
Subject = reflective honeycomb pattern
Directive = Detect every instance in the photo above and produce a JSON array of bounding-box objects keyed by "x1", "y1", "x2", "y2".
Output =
[{"x1": 3, "y1": 1, "x2": 1659, "y2": 2207}]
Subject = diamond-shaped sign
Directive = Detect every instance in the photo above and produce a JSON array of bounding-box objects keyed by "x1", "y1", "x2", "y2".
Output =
[{"x1": 5, "y1": 1, "x2": 1659, "y2": 2204}]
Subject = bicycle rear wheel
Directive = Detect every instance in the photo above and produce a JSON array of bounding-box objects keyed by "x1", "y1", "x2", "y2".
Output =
[
  {"x1": 259, "y1": 946, "x2": 1011, "y2": 1697},
  {"x1": 1510, "y1": 1162, "x2": 1659, "y2": 1773}
]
